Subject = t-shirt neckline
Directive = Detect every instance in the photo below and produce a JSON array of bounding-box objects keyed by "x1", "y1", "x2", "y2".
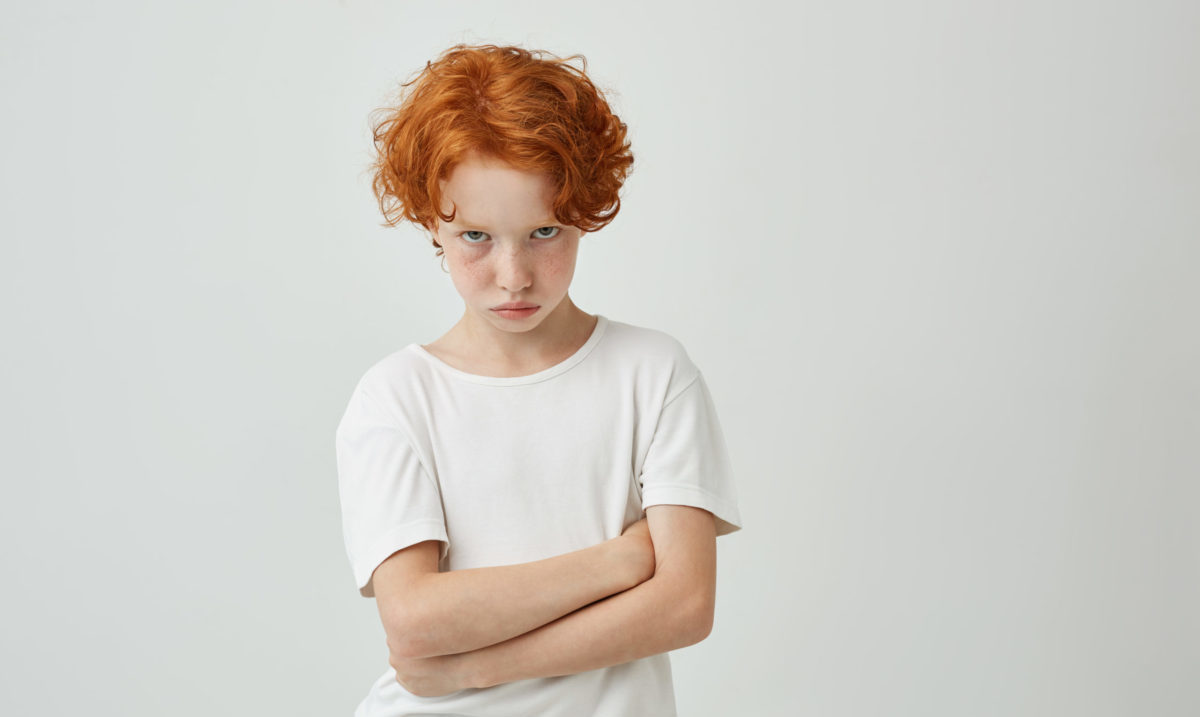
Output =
[{"x1": 407, "y1": 314, "x2": 609, "y2": 386}]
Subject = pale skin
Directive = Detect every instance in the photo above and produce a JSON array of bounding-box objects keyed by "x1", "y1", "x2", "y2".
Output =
[
  {"x1": 371, "y1": 151, "x2": 721, "y2": 697},
  {"x1": 382, "y1": 505, "x2": 717, "y2": 697}
]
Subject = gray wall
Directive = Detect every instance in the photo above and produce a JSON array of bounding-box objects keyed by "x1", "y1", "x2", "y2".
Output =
[{"x1": 2, "y1": 1, "x2": 1196, "y2": 715}]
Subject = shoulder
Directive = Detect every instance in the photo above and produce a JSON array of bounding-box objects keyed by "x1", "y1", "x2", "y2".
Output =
[
  {"x1": 599, "y1": 317, "x2": 701, "y2": 400},
  {"x1": 338, "y1": 345, "x2": 436, "y2": 432},
  {"x1": 356, "y1": 344, "x2": 432, "y2": 395},
  {"x1": 602, "y1": 317, "x2": 697, "y2": 372}
]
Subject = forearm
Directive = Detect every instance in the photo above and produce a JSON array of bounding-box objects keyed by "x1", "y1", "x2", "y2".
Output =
[
  {"x1": 394, "y1": 538, "x2": 643, "y2": 658},
  {"x1": 461, "y1": 573, "x2": 710, "y2": 687}
]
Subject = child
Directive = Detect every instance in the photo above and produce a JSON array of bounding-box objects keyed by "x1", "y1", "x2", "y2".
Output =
[{"x1": 336, "y1": 43, "x2": 743, "y2": 717}]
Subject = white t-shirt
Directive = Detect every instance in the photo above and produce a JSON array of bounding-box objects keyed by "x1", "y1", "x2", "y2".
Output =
[{"x1": 335, "y1": 314, "x2": 743, "y2": 717}]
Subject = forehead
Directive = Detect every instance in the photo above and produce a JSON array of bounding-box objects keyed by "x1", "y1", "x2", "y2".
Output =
[{"x1": 438, "y1": 152, "x2": 558, "y2": 226}]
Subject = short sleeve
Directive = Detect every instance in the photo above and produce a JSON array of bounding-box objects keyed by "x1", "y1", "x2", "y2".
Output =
[
  {"x1": 335, "y1": 384, "x2": 449, "y2": 598},
  {"x1": 638, "y1": 370, "x2": 743, "y2": 536}
]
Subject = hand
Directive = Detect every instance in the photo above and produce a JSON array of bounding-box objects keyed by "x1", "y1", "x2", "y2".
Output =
[
  {"x1": 389, "y1": 650, "x2": 475, "y2": 698},
  {"x1": 618, "y1": 516, "x2": 656, "y2": 587}
]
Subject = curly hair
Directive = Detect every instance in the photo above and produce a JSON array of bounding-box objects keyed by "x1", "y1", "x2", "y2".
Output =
[{"x1": 369, "y1": 44, "x2": 634, "y2": 254}]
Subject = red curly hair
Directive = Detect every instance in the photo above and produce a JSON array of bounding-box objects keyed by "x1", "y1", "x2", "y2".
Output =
[{"x1": 370, "y1": 44, "x2": 634, "y2": 255}]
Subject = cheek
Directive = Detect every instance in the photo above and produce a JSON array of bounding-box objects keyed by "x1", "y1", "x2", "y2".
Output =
[
  {"x1": 457, "y1": 253, "x2": 490, "y2": 282},
  {"x1": 540, "y1": 254, "x2": 571, "y2": 281},
  {"x1": 540, "y1": 244, "x2": 578, "y2": 282},
  {"x1": 449, "y1": 257, "x2": 489, "y2": 295}
]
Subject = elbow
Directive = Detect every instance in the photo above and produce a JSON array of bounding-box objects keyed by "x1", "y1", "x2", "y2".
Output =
[
  {"x1": 657, "y1": 570, "x2": 716, "y2": 647},
  {"x1": 388, "y1": 631, "x2": 431, "y2": 660},
  {"x1": 388, "y1": 626, "x2": 441, "y2": 660},
  {"x1": 679, "y1": 591, "x2": 715, "y2": 646},
  {"x1": 383, "y1": 603, "x2": 440, "y2": 659},
  {"x1": 693, "y1": 600, "x2": 715, "y2": 643}
]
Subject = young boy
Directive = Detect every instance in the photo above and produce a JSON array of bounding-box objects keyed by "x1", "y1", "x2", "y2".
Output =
[{"x1": 336, "y1": 43, "x2": 743, "y2": 716}]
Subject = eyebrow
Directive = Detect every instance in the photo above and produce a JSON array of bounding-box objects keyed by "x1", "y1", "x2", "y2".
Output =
[{"x1": 454, "y1": 216, "x2": 561, "y2": 228}]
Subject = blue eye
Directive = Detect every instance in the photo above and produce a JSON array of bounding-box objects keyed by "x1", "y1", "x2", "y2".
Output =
[{"x1": 459, "y1": 227, "x2": 558, "y2": 243}]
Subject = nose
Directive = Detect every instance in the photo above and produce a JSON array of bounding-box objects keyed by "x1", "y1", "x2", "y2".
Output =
[{"x1": 495, "y1": 241, "x2": 533, "y2": 293}]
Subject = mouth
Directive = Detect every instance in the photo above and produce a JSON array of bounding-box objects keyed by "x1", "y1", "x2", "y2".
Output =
[
  {"x1": 491, "y1": 305, "x2": 540, "y2": 318},
  {"x1": 492, "y1": 303, "x2": 540, "y2": 311}
]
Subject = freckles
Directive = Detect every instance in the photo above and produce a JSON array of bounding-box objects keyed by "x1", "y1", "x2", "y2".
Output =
[
  {"x1": 455, "y1": 252, "x2": 485, "y2": 278},
  {"x1": 465, "y1": 258, "x2": 490, "y2": 280},
  {"x1": 541, "y1": 256, "x2": 564, "y2": 276},
  {"x1": 541, "y1": 247, "x2": 576, "y2": 277}
]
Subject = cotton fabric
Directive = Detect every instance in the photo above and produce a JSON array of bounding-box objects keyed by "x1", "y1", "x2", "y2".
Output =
[{"x1": 336, "y1": 314, "x2": 742, "y2": 717}]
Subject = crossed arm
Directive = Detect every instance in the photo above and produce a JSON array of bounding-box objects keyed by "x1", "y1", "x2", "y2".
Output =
[{"x1": 372, "y1": 504, "x2": 718, "y2": 697}]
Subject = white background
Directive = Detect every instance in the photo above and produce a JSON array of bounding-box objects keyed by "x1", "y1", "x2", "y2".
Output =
[{"x1": 2, "y1": 1, "x2": 1197, "y2": 715}]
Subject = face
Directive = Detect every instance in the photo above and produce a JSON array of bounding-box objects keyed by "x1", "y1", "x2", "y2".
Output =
[{"x1": 429, "y1": 151, "x2": 584, "y2": 336}]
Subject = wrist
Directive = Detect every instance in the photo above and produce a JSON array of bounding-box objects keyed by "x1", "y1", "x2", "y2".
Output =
[
  {"x1": 602, "y1": 535, "x2": 639, "y2": 590},
  {"x1": 609, "y1": 530, "x2": 655, "y2": 589}
]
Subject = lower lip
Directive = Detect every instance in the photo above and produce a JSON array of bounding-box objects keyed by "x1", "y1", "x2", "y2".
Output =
[{"x1": 492, "y1": 307, "x2": 539, "y2": 319}]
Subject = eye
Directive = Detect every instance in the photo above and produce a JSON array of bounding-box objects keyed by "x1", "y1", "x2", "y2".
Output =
[
  {"x1": 532, "y1": 226, "x2": 561, "y2": 239},
  {"x1": 461, "y1": 230, "x2": 489, "y2": 243}
]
